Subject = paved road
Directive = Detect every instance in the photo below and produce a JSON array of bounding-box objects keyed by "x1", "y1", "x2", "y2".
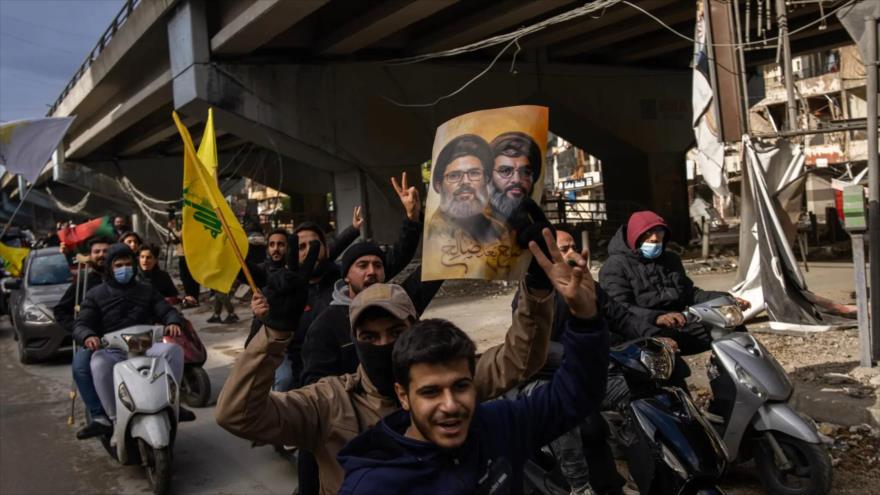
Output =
[
  {"x1": 0, "y1": 261, "x2": 857, "y2": 494},
  {"x1": 0, "y1": 307, "x2": 297, "y2": 495}
]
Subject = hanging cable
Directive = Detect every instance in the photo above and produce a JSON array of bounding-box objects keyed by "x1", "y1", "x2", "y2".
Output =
[
  {"x1": 118, "y1": 176, "x2": 179, "y2": 205},
  {"x1": 378, "y1": 0, "x2": 853, "y2": 108},
  {"x1": 383, "y1": 37, "x2": 522, "y2": 108},
  {"x1": 620, "y1": 0, "x2": 855, "y2": 48},
  {"x1": 45, "y1": 186, "x2": 90, "y2": 214},
  {"x1": 382, "y1": 0, "x2": 622, "y2": 66}
]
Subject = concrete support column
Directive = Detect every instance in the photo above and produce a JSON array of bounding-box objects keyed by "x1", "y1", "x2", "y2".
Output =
[
  {"x1": 647, "y1": 152, "x2": 690, "y2": 242},
  {"x1": 167, "y1": 0, "x2": 210, "y2": 109},
  {"x1": 333, "y1": 170, "x2": 369, "y2": 238},
  {"x1": 333, "y1": 165, "x2": 423, "y2": 245}
]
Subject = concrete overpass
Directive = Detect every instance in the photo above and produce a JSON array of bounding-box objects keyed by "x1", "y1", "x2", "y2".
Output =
[{"x1": 22, "y1": 0, "x2": 855, "y2": 241}]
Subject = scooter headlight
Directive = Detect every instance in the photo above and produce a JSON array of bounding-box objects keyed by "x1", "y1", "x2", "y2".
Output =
[
  {"x1": 118, "y1": 382, "x2": 136, "y2": 412},
  {"x1": 734, "y1": 364, "x2": 767, "y2": 399},
  {"x1": 640, "y1": 340, "x2": 674, "y2": 381},
  {"x1": 717, "y1": 304, "x2": 744, "y2": 328}
]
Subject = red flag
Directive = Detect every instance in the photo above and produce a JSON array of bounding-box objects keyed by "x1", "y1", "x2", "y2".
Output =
[{"x1": 58, "y1": 216, "x2": 115, "y2": 253}]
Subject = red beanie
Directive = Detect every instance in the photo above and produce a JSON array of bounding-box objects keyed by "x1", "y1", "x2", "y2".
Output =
[{"x1": 626, "y1": 211, "x2": 669, "y2": 249}]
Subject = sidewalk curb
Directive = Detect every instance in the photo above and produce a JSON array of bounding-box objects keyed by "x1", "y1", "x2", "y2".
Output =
[{"x1": 789, "y1": 382, "x2": 879, "y2": 429}]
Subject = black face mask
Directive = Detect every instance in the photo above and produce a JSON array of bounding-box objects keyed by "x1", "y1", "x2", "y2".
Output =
[{"x1": 355, "y1": 341, "x2": 396, "y2": 399}]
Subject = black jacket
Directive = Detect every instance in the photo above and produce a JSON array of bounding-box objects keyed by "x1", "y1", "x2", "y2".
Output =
[
  {"x1": 53, "y1": 269, "x2": 105, "y2": 333},
  {"x1": 72, "y1": 244, "x2": 183, "y2": 345},
  {"x1": 599, "y1": 225, "x2": 727, "y2": 323},
  {"x1": 138, "y1": 268, "x2": 179, "y2": 298},
  {"x1": 512, "y1": 285, "x2": 666, "y2": 346},
  {"x1": 301, "y1": 266, "x2": 442, "y2": 386}
]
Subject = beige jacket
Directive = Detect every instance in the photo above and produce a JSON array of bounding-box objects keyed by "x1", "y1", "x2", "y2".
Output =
[{"x1": 215, "y1": 283, "x2": 553, "y2": 494}]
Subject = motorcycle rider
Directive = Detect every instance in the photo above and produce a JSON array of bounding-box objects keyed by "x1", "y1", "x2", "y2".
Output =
[
  {"x1": 599, "y1": 211, "x2": 750, "y2": 355},
  {"x1": 335, "y1": 231, "x2": 608, "y2": 493},
  {"x1": 137, "y1": 244, "x2": 179, "y2": 299},
  {"x1": 53, "y1": 236, "x2": 112, "y2": 439},
  {"x1": 216, "y1": 225, "x2": 558, "y2": 494},
  {"x1": 73, "y1": 243, "x2": 193, "y2": 437}
]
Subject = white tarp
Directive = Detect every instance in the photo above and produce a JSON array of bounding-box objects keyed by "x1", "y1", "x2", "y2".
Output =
[{"x1": 732, "y1": 135, "x2": 853, "y2": 331}]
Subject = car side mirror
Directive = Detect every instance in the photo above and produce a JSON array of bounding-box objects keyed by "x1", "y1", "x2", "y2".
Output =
[{"x1": 3, "y1": 279, "x2": 22, "y2": 291}]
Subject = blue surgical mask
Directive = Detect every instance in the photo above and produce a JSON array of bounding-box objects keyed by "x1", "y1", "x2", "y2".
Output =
[
  {"x1": 113, "y1": 266, "x2": 134, "y2": 284},
  {"x1": 639, "y1": 242, "x2": 663, "y2": 259}
]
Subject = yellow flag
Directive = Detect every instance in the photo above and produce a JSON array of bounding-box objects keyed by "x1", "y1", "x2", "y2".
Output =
[
  {"x1": 173, "y1": 110, "x2": 248, "y2": 292},
  {"x1": 197, "y1": 108, "x2": 218, "y2": 176},
  {"x1": 0, "y1": 242, "x2": 30, "y2": 278}
]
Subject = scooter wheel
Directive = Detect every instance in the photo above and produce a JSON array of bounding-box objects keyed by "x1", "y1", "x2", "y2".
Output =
[
  {"x1": 754, "y1": 431, "x2": 833, "y2": 495},
  {"x1": 140, "y1": 440, "x2": 172, "y2": 495},
  {"x1": 181, "y1": 366, "x2": 211, "y2": 408}
]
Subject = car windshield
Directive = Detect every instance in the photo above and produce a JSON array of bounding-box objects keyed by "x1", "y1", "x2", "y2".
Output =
[{"x1": 27, "y1": 254, "x2": 72, "y2": 286}]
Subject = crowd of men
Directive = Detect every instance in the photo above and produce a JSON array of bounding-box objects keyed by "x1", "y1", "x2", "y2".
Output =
[{"x1": 47, "y1": 142, "x2": 749, "y2": 494}]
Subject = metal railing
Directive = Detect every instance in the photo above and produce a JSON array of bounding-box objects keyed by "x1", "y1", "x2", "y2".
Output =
[
  {"x1": 542, "y1": 198, "x2": 646, "y2": 228},
  {"x1": 47, "y1": 0, "x2": 141, "y2": 116}
]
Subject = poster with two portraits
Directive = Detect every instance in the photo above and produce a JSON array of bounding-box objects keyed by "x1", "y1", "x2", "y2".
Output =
[{"x1": 422, "y1": 105, "x2": 548, "y2": 282}]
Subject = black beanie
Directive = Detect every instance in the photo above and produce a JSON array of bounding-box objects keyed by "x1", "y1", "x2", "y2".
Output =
[{"x1": 341, "y1": 242, "x2": 386, "y2": 278}]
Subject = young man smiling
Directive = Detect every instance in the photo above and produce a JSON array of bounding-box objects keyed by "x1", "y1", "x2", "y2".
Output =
[
  {"x1": 336, "y1": 229, "x2": 609, "y2": 494},
  {"x1": 215, "y1": 227, "x2": 562, "y2": 494}
]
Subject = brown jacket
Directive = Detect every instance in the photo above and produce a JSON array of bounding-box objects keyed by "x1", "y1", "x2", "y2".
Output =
[{"x1": 215, "y1": 283, "x2": 553, "y2": 494}]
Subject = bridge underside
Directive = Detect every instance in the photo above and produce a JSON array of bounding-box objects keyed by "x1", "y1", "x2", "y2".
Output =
[{"x1": 26, "y1": 0, "x2": 852, "y2": 242}]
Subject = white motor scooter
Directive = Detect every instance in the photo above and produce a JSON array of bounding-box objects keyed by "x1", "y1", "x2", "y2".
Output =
[
  {"x1": 97, "y1": 325, "x2": 179, "y2": 495},
  {"x1": 688, "y1": 296, "x2": 832, "y2": 495}
]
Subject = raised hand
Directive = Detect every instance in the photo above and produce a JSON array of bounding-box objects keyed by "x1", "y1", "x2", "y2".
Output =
[
  {"x1": 263, "y1": 240, "x2": 321, "y2": 332},
  {"x1": 529, "y1": 228, "x2": 597, "y2": 320},
  {"x1": 391, "y1": 172, "x2": 421, "y2": 221},
  {"x1": 352, "y1": 206, "x2": 364, "y2": 230}
]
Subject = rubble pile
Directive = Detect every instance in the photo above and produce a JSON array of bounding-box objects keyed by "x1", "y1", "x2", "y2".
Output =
[{"x1": 818, "y1": 422, "x2": 880, "y2": 472}]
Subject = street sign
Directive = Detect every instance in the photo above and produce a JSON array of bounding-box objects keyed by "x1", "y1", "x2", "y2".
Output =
[
  {"x1": 560, "y1": 177, "x2": 593, "y2": 191},
  {"x1": 842, "y1": 184, "x2": 866, "y2": 231}
]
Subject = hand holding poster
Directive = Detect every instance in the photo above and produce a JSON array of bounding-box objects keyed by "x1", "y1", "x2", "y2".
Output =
[{"x1": 422, "y1": 105, "x2": 548, "y2": 281}]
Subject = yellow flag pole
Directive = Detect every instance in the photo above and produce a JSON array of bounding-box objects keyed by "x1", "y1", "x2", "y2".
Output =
[{"x1": 187, "y1": 133, "x2": 259, "y2": 294}]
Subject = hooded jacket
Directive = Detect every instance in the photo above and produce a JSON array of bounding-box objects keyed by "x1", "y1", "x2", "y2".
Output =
[
  {"x1": 72, "y1": 244, "x2": 183, "y2": 345},
  {"x1": 599, "y1": 220, "x2": 727, "y2": 323},
  {"x1": 301, "y1": 267, "x2": 442, "y2": 386},
  {"x1": 512, "y1": 285, "x2": 666, "y2": 346},
  {"x1": 336, "y1": 312, "x2": 609, "y2": 494},
  {"x1": 215, "y1": 283, "x2": 555, "y2": 495}
]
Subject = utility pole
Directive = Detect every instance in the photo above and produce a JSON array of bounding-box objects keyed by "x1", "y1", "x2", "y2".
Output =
[
  {"x1": 865, "y1": 14, "x2": 879, "y2": 362},
  {"x1": 776, "y1": 0, "x2": 798, "y2": 131}
]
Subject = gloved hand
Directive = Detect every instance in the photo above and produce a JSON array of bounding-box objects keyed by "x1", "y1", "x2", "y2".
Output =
[
  {"x1": 508, "y1": 198, "x2": 555, "y2": 290},
  {"x1": 261, "y1": 240, "x2": 320, "y2": 332}
]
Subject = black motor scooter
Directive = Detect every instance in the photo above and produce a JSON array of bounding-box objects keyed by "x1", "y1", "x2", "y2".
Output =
[{"x1": 520, "y1": 338, "x2": 729, "y2": 495}]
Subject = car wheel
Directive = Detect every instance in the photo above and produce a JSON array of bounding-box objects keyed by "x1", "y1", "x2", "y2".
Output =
[{"x1": 16, "y1": 332, "x2": 34, "y2": 364}]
